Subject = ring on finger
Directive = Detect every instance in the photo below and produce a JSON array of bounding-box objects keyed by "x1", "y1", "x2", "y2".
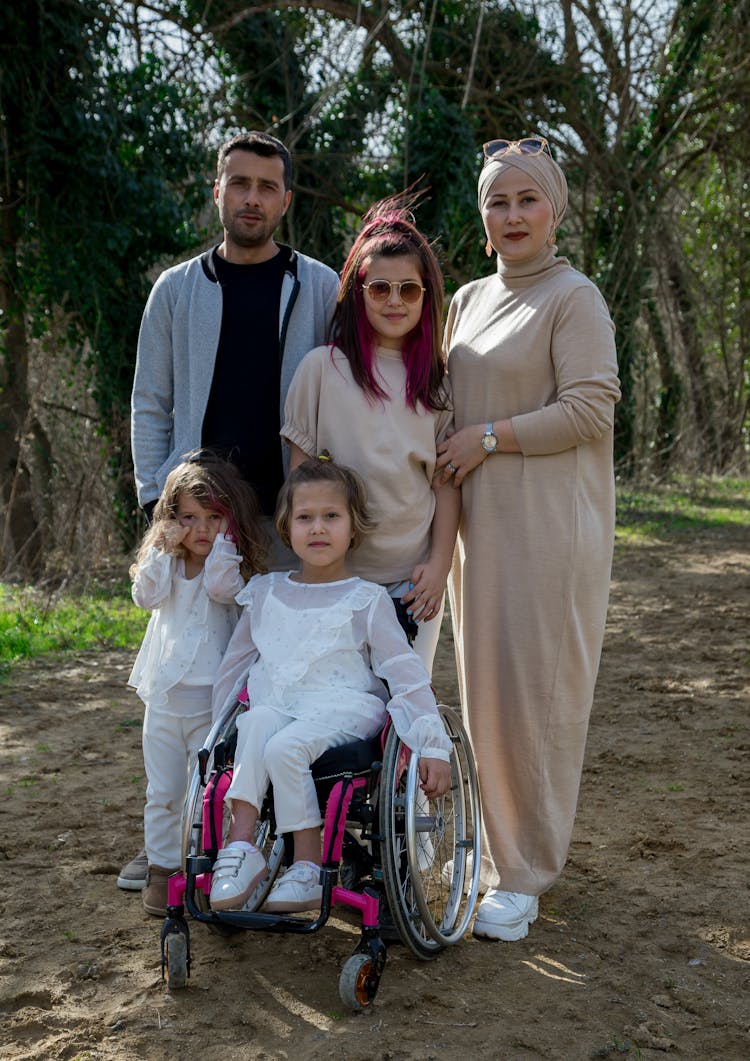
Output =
[{"x1": 447, "y1": 462, "x2": 457, "y2": 473}]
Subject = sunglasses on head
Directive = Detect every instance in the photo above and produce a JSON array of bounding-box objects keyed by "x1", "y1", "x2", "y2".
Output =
[
  {"x1": 482, "y1": 137, "x2": 552, "y2": 162},
  {"x1": 362, "y1": 279, "x2": 425, "y2": 305}
]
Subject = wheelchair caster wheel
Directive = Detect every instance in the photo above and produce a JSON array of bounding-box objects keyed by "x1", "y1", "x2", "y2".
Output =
[
  {"x1": 164, "y1": 930, "x2": 189, "y2": 990},
  {"x1": 338, "y1": 952, "x2": 380, "y2": 1011}
]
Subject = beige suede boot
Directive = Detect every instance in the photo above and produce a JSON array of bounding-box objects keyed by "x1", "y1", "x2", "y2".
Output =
[{"x1": 142, "y1": 865, "x2": 178, "y2": 917}]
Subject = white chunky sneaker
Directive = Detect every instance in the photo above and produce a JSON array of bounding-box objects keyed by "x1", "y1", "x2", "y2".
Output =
[
  {"x1": 263, "y1": 861, "x2": 322, "y2": 913},
  {"x1": 209, "y1": 846, "x2": 268, "y2": 911},
  {"x1": 472, "y1": 889, "x2": 539, "y2": 942}
]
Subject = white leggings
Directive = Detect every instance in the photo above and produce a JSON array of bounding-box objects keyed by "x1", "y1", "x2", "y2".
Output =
[
  {"x1": 226, "y1": 705, "x2": 355, "y2": 834},
  {"x1": 142, "y1": 686, "x2": 212, "y2": 869}
]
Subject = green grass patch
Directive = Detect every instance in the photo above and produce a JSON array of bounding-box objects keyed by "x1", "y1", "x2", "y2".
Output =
[
  {"x1": 1, "y1": 477, "x2": 747, "y2": 673},
  {"x1": 0, "y1": 582, "x2": 148, "y2": 677},
  {"x1": 615, "y1": 476, "x2": 750, "y2": 544}
]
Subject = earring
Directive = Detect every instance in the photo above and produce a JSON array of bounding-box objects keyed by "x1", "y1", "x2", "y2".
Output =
[{"x1": 485, "y1": 238, "x2": 494, "y2": 257}]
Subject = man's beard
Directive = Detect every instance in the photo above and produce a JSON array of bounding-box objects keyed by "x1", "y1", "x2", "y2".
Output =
[{"x1": 224, "y1": 210, "x2": 279, "y2": 248}]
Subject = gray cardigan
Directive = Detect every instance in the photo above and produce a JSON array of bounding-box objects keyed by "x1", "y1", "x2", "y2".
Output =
[{"x1": 131, "y1": 244, "x2": 339, "y2": 507}]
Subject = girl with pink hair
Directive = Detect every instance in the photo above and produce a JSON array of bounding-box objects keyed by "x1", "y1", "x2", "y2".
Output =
[{"x1": 282, "y1": 199, "x2": 458, "y2": 671}]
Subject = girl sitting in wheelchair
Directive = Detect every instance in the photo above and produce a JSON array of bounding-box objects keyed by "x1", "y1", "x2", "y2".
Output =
[{"x1": 208, "y1": 457, "x2": 452, "y2": 914}]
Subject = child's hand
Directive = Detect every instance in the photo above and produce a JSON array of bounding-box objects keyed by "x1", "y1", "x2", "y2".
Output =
[
  {"x1": 401, "y1": 561, "x2": 447, "y2": 624},
  {"x1": 160, "y1": 520, "x2": 188, "y2": 552},
  {"x1": 418, "y1": 757, "x2": 452, "y2": 798},
  {"x1": 216, "y1": 517, "x2": 237, "y2": 544}
]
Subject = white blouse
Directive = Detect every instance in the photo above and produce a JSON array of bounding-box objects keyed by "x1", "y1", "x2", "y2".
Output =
[
  {"x1": 211, "y1": 572, "x2": 451, "y2": 761},
  {"x1": 128, "y1": 534, "x2": 244, "y2": 714}
]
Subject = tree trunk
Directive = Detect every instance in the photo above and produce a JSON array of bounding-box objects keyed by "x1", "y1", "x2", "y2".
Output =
[
  {"x1": 0, "y1": 288, "x2": 46, "y2": 577},
  {"x1": 664, "y1": 252, "x2": 720, "y2": 469},
  {"x1": 0, "y1": 165, "x2": 55, "y2": 576},
  {"x1": 644, "y1": 297, "x2": 682, "y2": 475}
]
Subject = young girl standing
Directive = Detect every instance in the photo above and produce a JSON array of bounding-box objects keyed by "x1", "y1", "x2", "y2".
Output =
[
  {"x1": 282, "y1": 199, "x2": 458, "y2": 672},
  {"x1": 128, "y1": 453, "x2": 267, "y2": 916},
  {"x1": 208, "y1": 458, "x2": 452, "y2": 914}
]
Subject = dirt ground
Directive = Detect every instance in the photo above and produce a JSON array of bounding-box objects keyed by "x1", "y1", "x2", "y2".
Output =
[{"x1": 1, "y1": 522, "x2": 748, "y2": 1060}]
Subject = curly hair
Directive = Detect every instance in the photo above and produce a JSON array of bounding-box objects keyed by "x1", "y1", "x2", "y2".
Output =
[
  {"x1": 274, "y1": 455, "x2": 376, "y2": 552},
  {"x1": 329, "y1": 193, "x2": 448, "y2": 413},
  {"x1": 131, "y1": 451, "x2": 268, "y2": 581}
]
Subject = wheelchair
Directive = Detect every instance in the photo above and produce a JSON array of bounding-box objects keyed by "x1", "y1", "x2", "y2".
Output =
[{"x1": 160, "y1": 691, "x2": 482, "y2": 1010}]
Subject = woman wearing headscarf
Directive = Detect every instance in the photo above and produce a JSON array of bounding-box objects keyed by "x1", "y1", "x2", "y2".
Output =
[{"x1": 437, "y1": 137, "x2": 621, "y2": 941}]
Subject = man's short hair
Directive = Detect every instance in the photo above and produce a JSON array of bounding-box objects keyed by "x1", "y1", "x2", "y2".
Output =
[{"x1": 216, "y1": 131, "x2": 293, "y2": 190}]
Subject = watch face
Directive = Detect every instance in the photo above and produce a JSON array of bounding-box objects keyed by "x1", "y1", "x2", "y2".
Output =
[{"x1": 481, "y1": 433, "x2": 498, "y2": 452}]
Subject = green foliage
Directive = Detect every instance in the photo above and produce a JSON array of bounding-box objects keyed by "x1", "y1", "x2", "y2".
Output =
[
  {"x1": 355, "y1": 0, "x2": 564, "y2": 286},
  {"x1": 615, "y1": 477, "x2": 750, "y2": 543},
  {"x1": 0, "y1": 0, "x2": 211, "y2": 547},
  {"x1": 3, "y1": 0, "x2": 749, "y2": 582},
  {"x1": 0, "y1": 582, "x2": 148, "y2": 676},
  {"x1": 71, "y1": 53, "x2": 208, "y2": 416},
  {"x1": 2, "y1": 477, "x2": 746, "y2": 674},
  {"x1": 186, "y1": 0, "x2": 562, "y2": 281},
  {"x1": 669, "y1": 69, "x2": 750, "y2": 470},
  {"x1": 393, "y1": 87, "x2": 483, "y2": 287}
]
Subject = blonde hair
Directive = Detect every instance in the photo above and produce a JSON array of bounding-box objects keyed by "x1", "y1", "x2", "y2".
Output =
[
  {"x1": 131, "y1": 452, "x2": 268, "y2": 580},
  {"x1": 274, "y1": 456, "x2": 376, "y2": 552}
]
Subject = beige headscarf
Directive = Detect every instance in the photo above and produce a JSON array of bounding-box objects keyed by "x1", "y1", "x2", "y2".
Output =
[{"x1": 478, "y1": 149, "x2": 568, "y2": 228}]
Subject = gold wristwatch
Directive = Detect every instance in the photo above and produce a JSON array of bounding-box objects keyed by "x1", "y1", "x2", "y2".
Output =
[{"x1": 481, "y1": 422, "x2": 498, "y2": 453}]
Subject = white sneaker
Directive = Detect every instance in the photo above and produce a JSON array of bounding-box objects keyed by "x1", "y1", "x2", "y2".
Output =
[
  {"x1": 441, "y1": 852, "x2": 489, "y2": 894},
  {"x1": 263, "y1": 861, "x2": 322, "y2": 913},
  {"x1": 209, "y1": 847, "x2": 268, "y2": 911},
  {"x1": 472, "y1": 889, "x2": 539, "y2": 942}
]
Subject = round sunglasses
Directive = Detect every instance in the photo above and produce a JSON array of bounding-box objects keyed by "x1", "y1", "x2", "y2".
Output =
[
  {"x1": 482, "y1": 137, "x2": 552, "y2": 161},
  {"x1": 361, "y1": 279, "x2": 426, "y2": 305}
]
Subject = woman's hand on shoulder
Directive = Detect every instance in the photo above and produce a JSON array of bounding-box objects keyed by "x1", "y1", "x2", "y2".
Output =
[{"x1": 435, "y1": 425, "x2": 488, "y2": 486}]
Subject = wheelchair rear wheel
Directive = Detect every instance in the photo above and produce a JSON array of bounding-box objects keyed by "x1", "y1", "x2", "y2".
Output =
[{"x1": 379, "y1": 704, "x2": 481, "y2": 959}]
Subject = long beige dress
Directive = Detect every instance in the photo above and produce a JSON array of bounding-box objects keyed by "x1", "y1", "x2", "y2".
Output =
[{"x1": 446, "y1": 244, "x2": 621, "y2": 896}]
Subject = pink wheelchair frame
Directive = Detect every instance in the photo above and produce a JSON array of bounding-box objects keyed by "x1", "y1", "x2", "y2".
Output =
[{"x1": 160, "y1": 694, "x2": 481, "y2": 1009}]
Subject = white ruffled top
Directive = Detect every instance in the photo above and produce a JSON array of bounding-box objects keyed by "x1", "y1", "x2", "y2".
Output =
[
  {"x1": 128, "y1": 534, "x2": 244, "y2": 713},
  {"x1": 211, "y1": 572, "x2": 451, "y2": 761}
]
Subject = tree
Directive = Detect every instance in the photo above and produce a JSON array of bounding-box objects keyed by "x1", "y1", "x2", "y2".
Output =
[
  {"x1": 0, "y1": 0, "x2": 207, "y2": 575},
  {"x1": 4, "y1": 0, "x2": 747, "y2": 584},
  {"x1": 658, "y1": 0, "x2": 750, "y2": 471},
  {"x1": 181, "y1": 1, "x2": 562, "y2": 282}
]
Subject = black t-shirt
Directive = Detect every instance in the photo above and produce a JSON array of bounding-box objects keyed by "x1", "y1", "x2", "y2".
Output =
[{"x1": 202, "y1": 245, "x2": 291, "y2": 516}]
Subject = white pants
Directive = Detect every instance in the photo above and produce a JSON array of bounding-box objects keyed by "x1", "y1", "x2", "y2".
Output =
[
  {"x1": 142, "y1": 686, "x2": 212, "y2": 869},
  {"x1": 386, "y1": 582, "x2": 445, "y2": 675},
  {"x1": 226, "y1": 705, "x2": 354, "y2": 834}
]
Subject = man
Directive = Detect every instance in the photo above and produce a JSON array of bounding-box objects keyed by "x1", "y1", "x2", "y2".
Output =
[
  {"x1": 122, "y1": 131, "x2": 339, "y2": 902},
  {"x1": 132, "y1": 129, "x2": 339, "y2": 523}
]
